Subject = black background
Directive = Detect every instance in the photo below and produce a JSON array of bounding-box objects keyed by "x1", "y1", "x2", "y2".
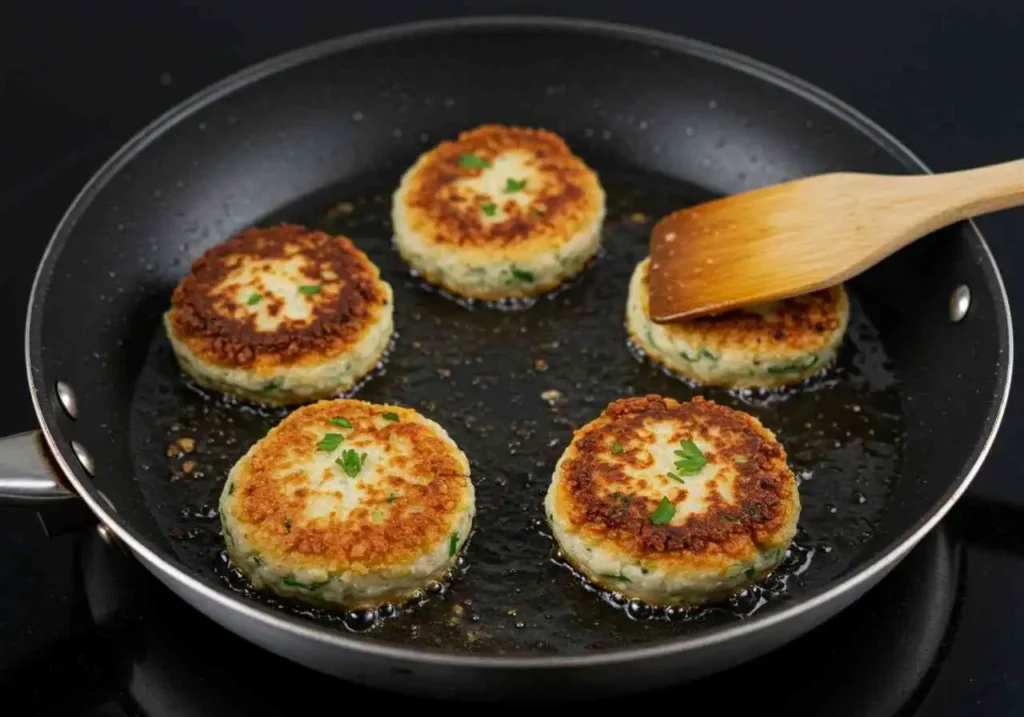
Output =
[{"x1": 0, "y1": 1, "x2": 1022, "y2": 713}]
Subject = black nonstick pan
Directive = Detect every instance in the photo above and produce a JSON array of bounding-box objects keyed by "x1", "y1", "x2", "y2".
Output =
[{"x1": 0, "y1": 16, "x2": 1012, "y2": 701}]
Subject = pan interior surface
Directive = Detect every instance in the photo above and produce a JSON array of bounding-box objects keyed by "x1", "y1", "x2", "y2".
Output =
[{"x1": 29, "y1": 20, "x2": 1009, "y2": 661}]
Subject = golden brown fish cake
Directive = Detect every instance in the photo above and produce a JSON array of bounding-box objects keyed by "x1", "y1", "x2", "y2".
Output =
[
  {"x1": 626, "y1": 257, "x2": 849, "y2": 388},
  {"x1": 164, "y1": 224, "x2": 393, "y2": 405},
  {"x1": 391, "y1": 124, "x2": 606, "y2": 301},
  {"x1": 219, "y1": 398, "x2": 475, "y2": 609},
  {"x1": 545, "y1": 394, "x2": 799, "y2": 606}
]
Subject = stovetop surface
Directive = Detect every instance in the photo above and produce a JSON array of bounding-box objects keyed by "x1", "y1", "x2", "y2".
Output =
[{"x1": 2, "y1": 1, "x2": 1023, "y2": 714}]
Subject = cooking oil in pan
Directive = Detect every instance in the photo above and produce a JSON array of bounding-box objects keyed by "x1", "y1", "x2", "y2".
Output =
[{"x1": 130, "y1": 162, "x2": 905, "y2": 655}]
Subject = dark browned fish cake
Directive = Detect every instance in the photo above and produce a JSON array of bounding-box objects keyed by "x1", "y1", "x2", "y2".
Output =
[
  {"x1": 391, "y1": 124, "x2": 606, "y2": 301},
  {"x1": 219, "y1": 398, "x2": 475, "y2": 609},
  {"x1": 627, "y1": 257, "x2": 849, "y2": 388},
  {"x1": 163, "y1": 224, "x2": 393, "y2": 405},
  {"x1": 545, "y1": 394, "x2": 800, "y2": 606}
]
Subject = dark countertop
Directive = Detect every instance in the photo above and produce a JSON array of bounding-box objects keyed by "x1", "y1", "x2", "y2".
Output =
[{"x1": 1, "y1": 1, "x2": 1022, "y2": 714}]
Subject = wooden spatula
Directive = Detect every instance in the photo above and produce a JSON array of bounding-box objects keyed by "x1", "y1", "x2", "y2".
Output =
[{"x1": 647, "y1": 159, "x2": 1024, "y2": 322}]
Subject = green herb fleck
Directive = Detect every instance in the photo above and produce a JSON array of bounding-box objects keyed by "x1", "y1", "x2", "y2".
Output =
[
  {"x1": 316, "y1": 433, "x2": 344, "y2": 452},
  {"x1": 600, "y1": 572, "x2": 632, "y2": 584},
  {"x1": 481, "y1": 202, "x2": 497, "y2": 216},
  {"x1": 650, "y1": 496, "x2": 676, "y2": 525},
  {"x1": 700, "y1": 348, "x2": 719, "y2": 361},
  {"x1": 680, "y1": 349, "x2": 698, "y2": 362},
  {"x1": 256, "y1": 378, "x2": 282, "y2": 394},
  {"x1": 336, "y1": 449, "x2": 367, "y2": 477},
  {"x1": 744, "y1": 566, "x2": 757, "y2": 580},
  {"x1": 504, "y1": 177, "x2": 527, "y2": 193},
  {"x1": 251, "y1": 555, "x2": 263, "y2": 566},
  {"x1": 246, "y1": 293, "x2": 261, "y2": 305},
  {"x1": 531, "y1": 208, "x2": 544, "y2": 217},
  {"x1": 228, "y1": 482, "x2": 235, "y2": 495},
  {"x1": 284, "y1": 517, "x2": 291, "y2": 531},
  {"x1": 510, "y1": 266, "x2": 534, "y2": 281},
  {"x1": 674, "y1": 439, "x2": 707, "y2": 475},
  {"x1": 329, "y1": 417, "x2": 352, "y2": 429},
  {"x1": 283, "y1": 577, "x2": 328, "y2": 591},
  {"x1": 612, "y1": 443, "x2": 624, "y2": 454},
  {"x1": 387, "y1": 492, "x2": 398, "y2": 503},
  {"x1": 448, "y1": 532, "x2": 459, "y2": 557},
  {"x1": 667, "y1": 472, "x2": 684, "y2": 484},
  {"x1": 458, "y1": 152, "x2": 490, "y2": 170},
  {"x1": 298, "y1": 284, "x2": 322, "y2": 296},
  {"x1": 382, "y1": 412, "x2": 400, "y2": 422},
  {"x1": 371, "y1": 509, "x2": 384, "y2": 523}
]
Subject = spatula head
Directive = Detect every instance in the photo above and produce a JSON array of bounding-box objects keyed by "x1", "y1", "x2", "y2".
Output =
[{"x1": 647, "y1": 173, "x2": 916, "y2": 323}]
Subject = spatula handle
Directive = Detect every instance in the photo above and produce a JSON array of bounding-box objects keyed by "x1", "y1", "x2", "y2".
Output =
[{"x1": 923, "y1": 158, "x2": 1024, "y2": 220}]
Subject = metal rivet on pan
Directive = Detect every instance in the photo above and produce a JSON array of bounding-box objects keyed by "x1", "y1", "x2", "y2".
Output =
[
  {"x1": 56, "y1": 381, "x2": 78, "y2": 418},
  {"x1": 950, "y1": 285, "x2": 971, "y2": 322},
  {"x1": 96, "y1": 524, "x2": 114, "y2": 544},
  {"x1": 71, "y1": 441, "x2": 95, "y2": 476}
]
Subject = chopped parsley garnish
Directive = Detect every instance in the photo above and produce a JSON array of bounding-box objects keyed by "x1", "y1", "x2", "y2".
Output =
[
  {"x1": 387, "y1": 492, "x2": 398, "y2": 503},
  {"x1": 316, "y1": 433, "x2": 344, "y2": 452},
  {"x1": 458, "y1": 152, "x2": 490, "y2": 170},
  {"x1": 510, "y1": 266, "x2": 534, "y2": 281},
  {"x1": 674, "y1": 439, "x2": 707, "y2": 475},
  {"x1": 298, "y1": 284, "x2": 322, "y2": 296},
  {"x1": 448, "y1": 532, "x2": 459, "y2": 557},
  {"x1": 256, "y1": 378, "x2": 282, "y2": 394},
  {"x1": 612, "y1": 443, "x2": 624, "y2": 454},
  {"x1": 371, "y1": 509, "x2": 384, "y2": 523},
  {"x1": 382, "y1": 412, "x2": 400, "y2": 422},
  {"x1": 481, "y1": 202, "x2": 497, "y2": 217},
  {"x1": 284, "y1": 517, "x2": 292, "y2": 531},
  {"x1": 667, "y1": 472, "x2": 684, "y2": 484},
  {"x1": 650, "y1": 496, "x2": 676, "y2": 525},
  {"x1": 336, "y1": 449, "x2": 367, "y2": 477},
  {"x1": 601, "y1": 572, "x2": 632, "y2": 583},
  {"x1": 283, "y1": 577, "x2": 328, "y2": 591},
  {"x1": 504, "y1": 177, "x2": 527, "y2": 193},
  {"x1": 227, "y1": 482, "x2": 235, "y2": 495},
  {"x1": 745, "y1": 566, "x2": 757, "y2": 580},
  {"x1": 329, "y1": 417, "x2": 352, "y2": 429},
  {"x1": 246, "y1": 293, "x2": 262, "y2": 305}
]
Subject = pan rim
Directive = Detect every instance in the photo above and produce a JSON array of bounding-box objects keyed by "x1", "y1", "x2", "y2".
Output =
[{"x1": 24, "y1": 14, "x2": 1013, "y2": 669}]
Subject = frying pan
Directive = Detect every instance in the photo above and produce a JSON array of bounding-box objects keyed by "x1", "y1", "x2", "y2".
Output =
[{"x1": 0, "y1": 16, "x2": 1012, "y2": 701}]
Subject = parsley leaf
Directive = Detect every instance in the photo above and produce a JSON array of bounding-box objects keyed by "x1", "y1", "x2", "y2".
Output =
[
  {"x1": 674, "y1": 439, "x2": 707, "y2": 475},
  {"x1": 612, "y1": 443, "x2": 624, "y2": 454},
  {"x1": 458, "y1": 152, "x2": 490, "y2": 170},
  {"x1": 650, "y1": 497, "x2": 676, "y2": 525},
  {"x1": 449, "y1": 532, "x2": 459, "y2": 557},
  {"x1": 481, "y1": 202, "x2": 497, "y2": 217},
  {"x1": 298, "y1": 284, "x2": 322, "y2": 296},
  {"x1": 510, "y1": 266, "x2": 534, "y2": 281},
  {"x1": 246, "y1": 293, "x2": 261, "y2": 305},
  {"x1": 329, "y1": 417, "x2": 352, "y2": 429},
  {"x1": 316, "y1": 433, "x2": 344, "y2": 452},
  {"x1": 382, "y1": 412, "x2": 400, "y2": 422},
  {"x1": 504, "y1": 177, "x2": 527, "y2": 192},
  {"x1": 336, "y1": 449, "x2": 367, "y2": 477}
]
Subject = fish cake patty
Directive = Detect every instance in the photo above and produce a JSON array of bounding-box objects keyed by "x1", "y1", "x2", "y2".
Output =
[
  {"x1": 219, "y1": 399, "x2": 475, "y2": 610},
  {"x1": 391, "y1": 124, "x2": 606, "y2": 301},
  {"x1": 626, "y1": 257, "x2": 849, "y2": 389},
  {"x1": 545, "y1": 394, "x2": 799, "y2": 607},
  {"x1": 164, "y1": 224, "x2": 393, "y2": 406}
]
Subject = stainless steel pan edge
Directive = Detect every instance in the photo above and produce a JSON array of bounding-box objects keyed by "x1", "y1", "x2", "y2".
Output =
[{"x1": 9, "y1": 14, "x2": 1014, "y2": 698}]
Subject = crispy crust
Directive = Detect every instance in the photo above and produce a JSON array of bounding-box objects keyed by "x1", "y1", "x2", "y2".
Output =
[
  {"x1": 226, "y1": 399, "x2": 471, "y2": 572},
  {"x1": 638, "y1": 259, "x2": 845, "y2": 354},
  {"x1": 395, "y1": 124, "x2": 604, "y2": 252},
  {"x1": 554, "y1": 395, "x2": 797, "y2": 565},
  {"x1": 166, "y1": 224, "x2": 390, "y2": 369}
]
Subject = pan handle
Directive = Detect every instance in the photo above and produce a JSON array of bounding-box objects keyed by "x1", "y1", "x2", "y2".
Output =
[{"x1": 0, "y1": 430, "x2": 78, "y2": 502}]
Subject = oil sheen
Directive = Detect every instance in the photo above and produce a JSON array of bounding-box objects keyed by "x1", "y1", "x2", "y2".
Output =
[{"x1": 130, "y1": 162, "x2": 905, "y2": 656}]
